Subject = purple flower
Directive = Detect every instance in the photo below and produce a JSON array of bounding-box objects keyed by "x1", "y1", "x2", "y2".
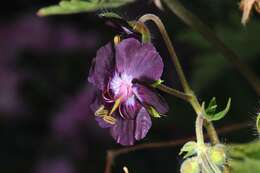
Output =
[
  {"x1": 34, "y1": 158, "x2": 75, "y2": 173},
  {"x1": 88, "y1": 38, "x2": 168, "y2": 146}
]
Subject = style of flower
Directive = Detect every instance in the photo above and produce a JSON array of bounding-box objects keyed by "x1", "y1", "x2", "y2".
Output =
[{"x1": 88, "y1": 38, "x2": 168, "y2": 146}]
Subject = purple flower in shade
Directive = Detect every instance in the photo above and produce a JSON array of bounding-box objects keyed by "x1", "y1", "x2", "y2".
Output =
[
  {"x1": 34, "y1": 158, "x2": 75, "y2": 173},
  {"x1": 88, "y1": 38, "x2": 169, "y2": 146}
]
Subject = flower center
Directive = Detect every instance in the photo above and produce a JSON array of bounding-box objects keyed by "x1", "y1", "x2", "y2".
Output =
[{"x1": 110, "y1": 73, "x2": 133, "y2": 102}]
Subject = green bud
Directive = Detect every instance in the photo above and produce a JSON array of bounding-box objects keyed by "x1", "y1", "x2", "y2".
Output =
[
  {"x1": 256, "y1": 113, "x2": 260, "y2": 134},
  {"x1": 209, "y1": 144, "x2": 226, "y2": 166},
  {"x1": 147, "y1": 106, "x2": 161, "y2": 118},
  {"x1": 180, "y1": 157, "x2": 200, "y2": 173},
  {"x1": 151, "y1": 79, "x2": 164, "y2": 88}
]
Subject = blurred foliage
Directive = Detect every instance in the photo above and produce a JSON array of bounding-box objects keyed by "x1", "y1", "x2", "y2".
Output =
[
  {"x1": 38, "y1": 0, "x2": 134, "y2": 16},
  {"x1": 227, "y1": 140, "x2": 260, "y2": 173},
  {"x1": 177, "y1": 14, "x2": 260, "y2": 92}
]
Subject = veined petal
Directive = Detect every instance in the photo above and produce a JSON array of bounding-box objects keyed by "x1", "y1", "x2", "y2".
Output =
[
  {"x1": 135, "y1": 107, "x2": 152, "y2": 140},
  {"x1": 115, "y1": 38, "x2": 164, "y2": 81},
  {"x1": 133, "y1": 83, "x2": 169, "y2": 114},
  {"x1": 119, "y1": 96, "x2": 141, "y2": 119},
  {"x1": 110, "y1": 116, "x2": 135, "y2": 146},
  {"x1": 88, "y1": 42, "x2": 115, "y2": 90}
]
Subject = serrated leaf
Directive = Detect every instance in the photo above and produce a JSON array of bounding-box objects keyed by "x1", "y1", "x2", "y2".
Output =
[
  {"x1": 179, "y1": 141, "x2": 198, "y2": 159},
  {"x1": 38, "y1": 0, "x2": 134, "y2": 16},
  {"x1": 147, "y1": 106, "x2": 161, "y2": 118},
  {"x1": 202, "y1": 98, "x2": 231, "y2": 121}
]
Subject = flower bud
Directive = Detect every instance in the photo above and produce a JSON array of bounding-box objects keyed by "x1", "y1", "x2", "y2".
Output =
[
  {"x1": 209, "y1": 144, "x2": 226, "y2": 166},
  {"x1": 180, "y1": 157, "x2": 200, "y2": 173}
]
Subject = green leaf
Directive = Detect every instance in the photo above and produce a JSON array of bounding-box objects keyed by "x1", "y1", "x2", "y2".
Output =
[
  {"x1": 38, "y1": 0, "x2": 134, "y2": 16},
  {"x1": 202, "y1": 97, "x2": 231, "y2": 121},
  {"x1": 227, "y1": 140, "x2": 260, "y2": 173},
  {"x1": 147, "y1": 106, "x2": 161, "y2": 118},
  {"x1": 205, "y1": 97, "x2": 217, "y2": 115},
  {"x1": 179, "y1": 141, "x2": 198, "y2": 159}
]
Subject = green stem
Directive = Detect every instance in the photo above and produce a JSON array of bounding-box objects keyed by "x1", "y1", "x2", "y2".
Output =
[
  {"x1": 196, "y1": 115, "x2": 205, "y2": 147},
  {"x1": 156, "y1": 84, "x2": 192, "y2": 101},
  {"x1": 163, "y1": 0, "x2": 260, "y2": 96}
]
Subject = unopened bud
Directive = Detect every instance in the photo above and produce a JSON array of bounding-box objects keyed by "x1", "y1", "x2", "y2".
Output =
[
  {"x1": 209, "y1": 144, "x2": 226, "y2": 166},
  {"x1": 180, "y1": 157, "x2": 200, "y2": 173}
]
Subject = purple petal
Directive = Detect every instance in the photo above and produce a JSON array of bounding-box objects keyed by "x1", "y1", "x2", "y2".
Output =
[
  {"x1": 110, "y1": 116, "x2": 135, "y2": 146},
  {"x1": 115, "y1": 38, "x2": 164, "y2": 81},
  {"x1": 88, "y1": 42, "x2": 114, "y2": 90},
  {"x1": 133, "y1": 84, "x2": 169, "y2": 114},
  {"x1": 95, "y1": 117, "x2": 115, "y2": 128},
  {"x1": 119, "y1": 97, "x2": 141, "y2": 119},
  {"x1": 135, "y1": 107, "x2": 152, "y2": 140}
]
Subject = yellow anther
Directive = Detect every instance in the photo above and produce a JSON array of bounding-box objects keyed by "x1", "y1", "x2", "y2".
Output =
[
  {"x1": 103, "y1": 115, "x2": 117, "y2": 125},
  {"x1": 114, "y1": 35, "x2": 121, "y2": 45},
  {"x1": 95, "y1": 105, "x2": 108, "y2": 117},
  {"x1": 95, "y1": 105, "x2": 117, "y2": 125}
]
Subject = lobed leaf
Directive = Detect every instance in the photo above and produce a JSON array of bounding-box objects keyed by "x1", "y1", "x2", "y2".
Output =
[
  {"x1": 179, "y1": 141, "x2": 198, "y2": 159},
  {"x1": 202, "y1": 97, "x2": 231, "y2": 121},
  {"x1": 38, "y1": 0, "x2": 135, "y2": 16}
]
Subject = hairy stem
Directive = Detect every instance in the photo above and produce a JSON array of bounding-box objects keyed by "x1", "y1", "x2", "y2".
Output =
[
  {"x1": 163, "y1": 0, "x2": 260, "y2": 96},
  {"x1": 196, "y1": 115, "x2": 205, "y2": 147}
]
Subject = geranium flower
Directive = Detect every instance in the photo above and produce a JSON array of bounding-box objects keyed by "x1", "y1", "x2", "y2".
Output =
[{"x1": 88, "y1": 38, "x2": 168, "y2": 146}]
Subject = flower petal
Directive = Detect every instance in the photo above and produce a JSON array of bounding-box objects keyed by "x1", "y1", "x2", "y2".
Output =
[
  {"x1": 110, "y1": 116, "x2": 135, "y2": 146},
  {"x1": 135, "y1": 107, "x2": 152, "y2": 140},
  {"x1": 133, "y1": 83, "x2": 169, "y2": 114},
  {"x1": 115, "y1": 38, "x2": 163, "y2": 81},
  {"x1": 119, "y1": 96, "x2": 141, "y2": 119},
  {"x1": 88, "y1": 42, "x2": 115, "y2": 90}
]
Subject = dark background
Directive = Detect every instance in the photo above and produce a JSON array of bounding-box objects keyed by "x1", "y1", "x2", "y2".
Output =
[{"x1": 0, "y1": 0, "x2": 259, "y2": 173}]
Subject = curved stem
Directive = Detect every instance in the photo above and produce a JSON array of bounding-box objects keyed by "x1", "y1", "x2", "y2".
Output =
[
  {"x1": 196, "y1": 115, "x2": 205, "y2": 147},
  {"x1": 138, "y1": 13, "x2": 220, "y2": 145},
  {"x1": 139, "y1": 14, "x2": 191, "y2": 93}
]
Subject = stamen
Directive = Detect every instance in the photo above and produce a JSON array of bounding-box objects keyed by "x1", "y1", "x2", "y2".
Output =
[
  {"x1": 114, "y1": 35, "x2": 121, "y2": 45},
  {"x1": 95, "y1": 105, "x2": 108, "y2": 117},
  {"x1": 95, "y1": 105, "x2": 117, "y2": 125},
  {"x1": 103, "y1": 115, "x2": 117, "y2": 125}
]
